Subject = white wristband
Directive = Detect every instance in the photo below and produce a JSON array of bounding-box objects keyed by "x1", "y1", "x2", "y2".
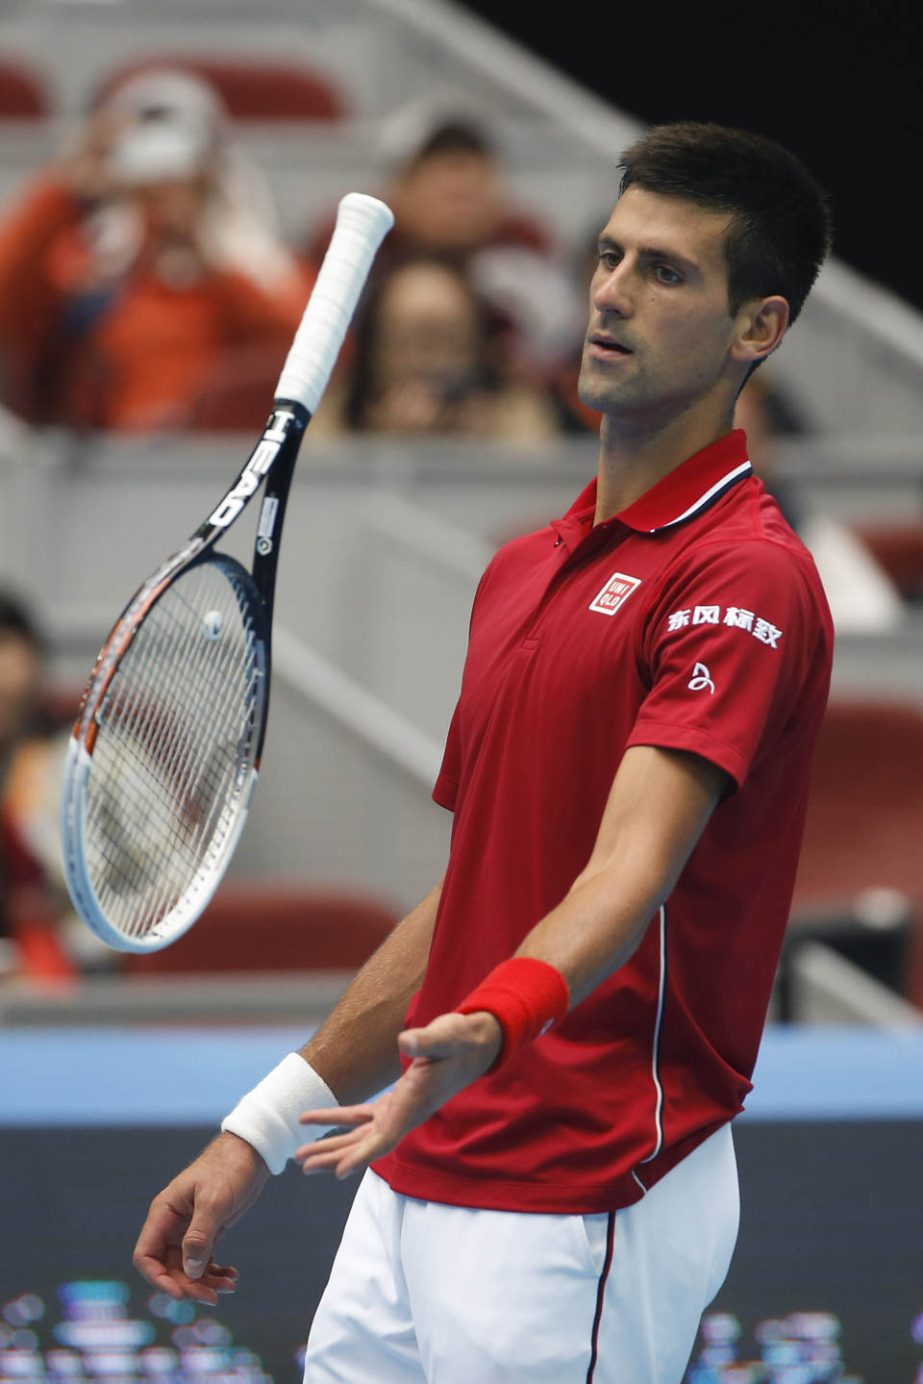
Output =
[{"x1": 221, "y1": 1053, "x2": 338, "y2": 1175}]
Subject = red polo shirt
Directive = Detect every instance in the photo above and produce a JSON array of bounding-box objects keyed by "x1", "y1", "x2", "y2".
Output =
[{"x1": 375, "y1": 430, "x2": 833, "y2": 1214}]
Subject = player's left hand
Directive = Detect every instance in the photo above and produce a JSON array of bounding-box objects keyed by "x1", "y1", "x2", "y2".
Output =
[{"x1": 293, "y1": 1010, "x2": 503, "y2": 1180}]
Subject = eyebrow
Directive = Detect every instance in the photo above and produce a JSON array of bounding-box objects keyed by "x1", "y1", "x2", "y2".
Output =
[{"x1": 596, "y1": 234, "x2": 702, "y2": 277}]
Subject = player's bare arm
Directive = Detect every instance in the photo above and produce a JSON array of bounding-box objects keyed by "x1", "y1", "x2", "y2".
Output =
[
  {"x1": 296, "y1": 744, "x2": 728, "y2": 1179},
  {"x1": 299, "y1": 875, "x2": 443, "y2": 1102},
  {"x1": 516, "y1": 743, "x2": 727, "y2": 1006},
  {"x1": 132, "y1": 878, "x2": 442, "y2": 1302}
]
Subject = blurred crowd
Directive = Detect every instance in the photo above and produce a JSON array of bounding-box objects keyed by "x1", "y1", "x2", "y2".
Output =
[
  {"x1": 0, "y1": 66, "x2": 916, "y2": 983},
  {"x1": 0, "y1": 592, "x2": 84, "y2": 982},
  {"x1": 0, "y1": 73, "x2": 585, "y2": 439},
  {"x1": 0, "y1": 63, "x2": 912, "y2": 494},
  {"x1": 0, "y1": 67, "x2": 310, "y2": 432}
]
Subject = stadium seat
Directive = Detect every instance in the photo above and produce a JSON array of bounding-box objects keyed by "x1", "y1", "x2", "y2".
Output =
[
  {"x1": 793, "y1": 698, "x2": 923, "y2": 907},
  {"x1": 123, "y1": 883, "x2": 398, "y2": 974},
  {"x1": 95, "y1": 54, "x2": 346, "y2": 122},
  {"x1": 852, "y1": 520, "x2": 923, "y2": 602},
  {"x1": 0, "y1": 56, "x2": 51, "y2": 119},
  {"x1": 788, "y1": 698, "x2": 923, "y2": 1005}
]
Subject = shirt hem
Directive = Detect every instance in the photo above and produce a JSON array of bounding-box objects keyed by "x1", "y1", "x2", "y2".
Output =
[
  {"x1": 372, "y1": 1119, "x2": 729, "y2": 1214},
  {"x1": 625, "y1": 720, "x2": 750, "y2": 792},
  {"x1": 432, "y1": 772, "x2": 458, "y2": 811}
]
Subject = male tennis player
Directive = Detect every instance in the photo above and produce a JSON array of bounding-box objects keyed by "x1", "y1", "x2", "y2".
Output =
[{"x1": 134, "y1": 122, "x2": 834, "y2": 1382}]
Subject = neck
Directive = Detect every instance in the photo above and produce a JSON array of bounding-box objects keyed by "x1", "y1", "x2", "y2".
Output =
[{"x1": 593, "y1": 401, "x2": 736, "y2": 524}]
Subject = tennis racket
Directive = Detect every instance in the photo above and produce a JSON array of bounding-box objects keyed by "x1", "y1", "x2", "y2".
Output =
[{"x1": 60, "y1": 191, "x2": 394, "y2": 953}]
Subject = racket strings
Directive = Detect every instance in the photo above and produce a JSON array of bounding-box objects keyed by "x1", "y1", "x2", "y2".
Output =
[
  {"x1": 113, "y1": 606, "x2": 234, "y2": 860},
  {"x1": 94, "y1": 596, "x2": 225, "y2": 893},
  {"x1": 82, "y1": 562, "x2": 266, "y2": 939},
  {"x1": 92, "y1": 622, "x2": 256, "y2": 934},
  {"x1": 120, "y1": 582, "x2": 259, "y2": 929}
]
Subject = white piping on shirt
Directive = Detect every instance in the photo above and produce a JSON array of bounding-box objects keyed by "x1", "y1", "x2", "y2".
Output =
[
  {"x1": 652, "y1": 461, "x2": 753, "y2": 532},
  {"x1": 639, "y1": 903, "x2": 667, "y2": 1165}
]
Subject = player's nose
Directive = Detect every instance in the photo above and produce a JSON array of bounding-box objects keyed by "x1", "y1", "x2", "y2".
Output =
[{"x1": 591, "y1": 259, "x2": 636, "y2": 318}]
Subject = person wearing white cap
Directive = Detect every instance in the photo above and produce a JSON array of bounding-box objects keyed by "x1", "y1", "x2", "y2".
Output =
[{"x1": 0, "y1": 67, "x2": 309, "y2": 431}]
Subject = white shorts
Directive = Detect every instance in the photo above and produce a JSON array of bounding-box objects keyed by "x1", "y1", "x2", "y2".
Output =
[{"x1": 303, "y1": 1122, "x2": 739, "y2": 1384}]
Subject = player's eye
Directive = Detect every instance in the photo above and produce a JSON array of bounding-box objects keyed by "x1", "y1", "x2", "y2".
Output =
[
  {"x1": 653, "y1": 264, "x2": 682, "y2": 285},
  {"x1": 597, "y1": 248, "x2": 621, "y2": 270}
]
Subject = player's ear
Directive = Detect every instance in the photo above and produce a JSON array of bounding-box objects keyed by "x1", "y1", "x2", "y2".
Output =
[{"x1": 730, "y1": 295, "x2": 789, "y2": 368}]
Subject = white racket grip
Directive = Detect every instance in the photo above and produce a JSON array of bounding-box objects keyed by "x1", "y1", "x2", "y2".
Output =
[
  {"x1": 221, "y1": 1052, "x2": 338, "y2": 1174},
  {"x1": 274, "y1": 192, "x2": 394, "y2": 412}
]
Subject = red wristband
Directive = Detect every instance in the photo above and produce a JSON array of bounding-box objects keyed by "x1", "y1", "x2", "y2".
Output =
[{"x1": 456, "y1": 957, "x2": 570, "y2": 1070}]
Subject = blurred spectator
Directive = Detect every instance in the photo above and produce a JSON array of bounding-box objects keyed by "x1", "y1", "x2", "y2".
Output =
[
  {"x1": 0, "y1": 592, "x2": 76, "y2": 982},
  {"x1": 312, "y1": 253, "x2": 559, "y2": 441},
  {"x1": 735, "y1": 375, "x2": 904, "y2": 632},
  {"x1": 0, "y1": 68, "x2": 310, "y2": 432},
  {"x1": 306, "y1": 113, "x2": 584, "y2": 387},
  {"x1": 307, "y1": 115, "x2": 549, "y2": 271},
  {"x1": 380, "y1": 116, "x2": 550, "y2": 261}
]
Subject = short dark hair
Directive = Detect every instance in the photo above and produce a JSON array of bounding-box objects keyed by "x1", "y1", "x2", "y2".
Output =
[
  {"x1": 342, "y1": 253, "x2": 502, "y2": 431},
  {"x1": 618, "y1": 122, "x2": 833, "y2": 327},
  {"x1": 409, "y1": 119, "x2": 493, "y2": 169},
  {"x1": 0, "y1": 590, "x2": 43, "y2": 654}
]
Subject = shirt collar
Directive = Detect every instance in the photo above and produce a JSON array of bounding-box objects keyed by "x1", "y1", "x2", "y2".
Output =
[{"x1": 564, "y1": 430, "x2": 752, "y2": 536}]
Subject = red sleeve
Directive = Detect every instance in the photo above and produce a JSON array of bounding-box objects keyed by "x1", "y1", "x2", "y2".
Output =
[
  {"x1": 210, "y1": 266, "x2": 309, "y2": 348},
  {"x1": 0, "y1": 175, "x2": 79, "y2": 312},
  {"x1": 433, "y1": 701, "x2": 461, "y2": 810},
  {"x1": 627, "y1": 538, "x2": 829, "y2": 791},
  {"x1": 0, "y1": 176, "x2": 81, "y2": 407}
]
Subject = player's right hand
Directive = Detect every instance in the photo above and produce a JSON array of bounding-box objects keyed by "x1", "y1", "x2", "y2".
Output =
[{"x1": 132, "y1": 1131, "x2": 270, "y2": 1304}]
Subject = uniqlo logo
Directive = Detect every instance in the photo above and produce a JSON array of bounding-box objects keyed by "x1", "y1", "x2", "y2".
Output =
[{"x1": 588, "y1": 572, "x2": 642, "y2": 616}]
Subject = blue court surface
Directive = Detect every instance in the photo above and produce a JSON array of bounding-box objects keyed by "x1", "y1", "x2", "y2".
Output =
[
  {"x1": 2, "y1": 1023, "x2": 922, "y2": 1124},
  {"x1": 2, "y1": 1023, "x2": 922, "y2": 1382}
]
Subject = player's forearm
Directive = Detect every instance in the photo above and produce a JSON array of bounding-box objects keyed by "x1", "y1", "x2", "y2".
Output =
[
  {"x1": 516, "y1": 747, "x2": 725, "y2": 1008},
  {"x1": 298, "y1": 877, "x2": 443, "y2": 1103},
  {"x1": 516, "y1": 848, "x2": 678, "y2": 1009}
]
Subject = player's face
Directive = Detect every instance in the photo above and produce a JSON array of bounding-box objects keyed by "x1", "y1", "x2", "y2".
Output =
[{"x1": 578, "y1": 187, "x2": 745, "y2": 429}]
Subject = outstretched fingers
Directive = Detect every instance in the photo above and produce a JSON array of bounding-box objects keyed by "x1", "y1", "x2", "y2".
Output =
[
  {"x1": 299, "y1": 1104, "x2": 376, "y2": 1131},
  {"x1": 293, "y1": 1013, "x2": 503, "y2": 1180},
  {"x1": 295, "y1": 1105, "x2": 384, "y2": 1179}
]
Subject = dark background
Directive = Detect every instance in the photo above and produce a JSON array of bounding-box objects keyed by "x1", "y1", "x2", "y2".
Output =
[
  {"x1": 2, "y1": 1121, "x2": 922, "y2": 1381},
  {"x1": 456, "y1": 1, "x2": 922, "y2": 314}
]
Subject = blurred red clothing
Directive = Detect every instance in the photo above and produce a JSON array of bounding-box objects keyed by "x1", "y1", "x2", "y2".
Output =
[
  {"x1": 0, "y1": 176, "x2": 305, "y2": 430},
  {"x1": 0, "y1": 806, "x2": 74, "y2": 980}
]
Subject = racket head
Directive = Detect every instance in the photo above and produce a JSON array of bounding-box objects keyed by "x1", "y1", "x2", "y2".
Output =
[{"x1": 61, "y1": 554, "x2": 270, "y2": 952}]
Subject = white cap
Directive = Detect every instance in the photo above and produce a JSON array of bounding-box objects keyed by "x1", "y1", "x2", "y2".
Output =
[{"x1": 103, "y1": 67, "x2": 226, "y2": 131}]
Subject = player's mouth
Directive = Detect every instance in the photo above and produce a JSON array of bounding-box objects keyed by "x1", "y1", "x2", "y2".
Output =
[{"x1": 587, "y1": 333, "x2": 633, "y2": 360}]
